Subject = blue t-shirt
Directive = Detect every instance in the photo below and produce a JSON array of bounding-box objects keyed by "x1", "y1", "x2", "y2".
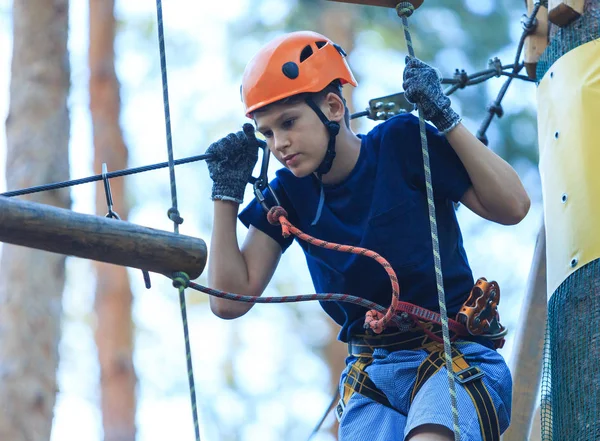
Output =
[{"x1": 239, "y1": 114, "x2": 475, "y2": 342}]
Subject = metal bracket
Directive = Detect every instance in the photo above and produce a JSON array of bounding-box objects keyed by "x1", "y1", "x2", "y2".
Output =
[{"x1": 363, "y1": 92, "x2": 415, "y2": 121}]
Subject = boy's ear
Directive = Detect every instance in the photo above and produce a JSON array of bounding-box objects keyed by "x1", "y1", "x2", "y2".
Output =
[{"x1": 324, "y1": 92, "x2": 346, "y2": 123}]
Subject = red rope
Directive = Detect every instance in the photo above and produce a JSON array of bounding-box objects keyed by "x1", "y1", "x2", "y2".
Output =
[{"x1": 266, "y1": 206, "x2": 467, "y2": 339}]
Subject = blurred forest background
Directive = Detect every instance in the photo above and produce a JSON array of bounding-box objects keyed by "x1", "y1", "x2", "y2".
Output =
[{"x1": 0, "y1": 0, "x2": 543, "y2": 440}]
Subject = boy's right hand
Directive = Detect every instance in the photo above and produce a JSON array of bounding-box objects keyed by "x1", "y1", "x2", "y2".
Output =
[{"x1": 206, "y1": 123, "x2": 262, "y2": 204}]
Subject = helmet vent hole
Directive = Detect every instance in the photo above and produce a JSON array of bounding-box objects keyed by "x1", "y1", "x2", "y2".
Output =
[
  {"x1": 315, "y1": 41, "x2": 327, "y2": 49},
  {"x1": 299, "y1": 45, "x2": 314, "y2": 63},
  {"x1": 333, "y1": 43, "x2": 347, "y2": 56}
]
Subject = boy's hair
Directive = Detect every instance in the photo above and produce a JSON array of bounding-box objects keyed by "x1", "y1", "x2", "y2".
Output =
[{"x1": 252, "y1": 80, "x2": 351, "y2": 127}]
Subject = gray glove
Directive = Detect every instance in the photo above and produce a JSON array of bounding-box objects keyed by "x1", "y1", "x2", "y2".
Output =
[
  {"x1": 403, "y1": 56, "x2": 461, "y2": 133},
  {"x1": 206, "y1": 123, "x2": 261, "y2": 203}
]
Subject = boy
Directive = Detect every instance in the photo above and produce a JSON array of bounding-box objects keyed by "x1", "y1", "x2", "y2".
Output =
[{"x1": 206, "y1": 31, "x2": 529, "y2": 441}]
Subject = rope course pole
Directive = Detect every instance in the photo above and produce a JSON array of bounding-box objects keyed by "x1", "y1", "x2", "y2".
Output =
[{"x1": 536, "y1": 1, "x2": 600, "y2": 439}]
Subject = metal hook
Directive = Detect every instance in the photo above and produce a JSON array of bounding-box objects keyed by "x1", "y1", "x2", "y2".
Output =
[
  {"x1": 102, "y1": 163, "x2": 152, "y2": 289},
  {"x1": 248, "y1": 138, "x2": 270, "y2": 191},
  {"x1": 102, "y1": 163, "x2": 120, "y2": 220}
]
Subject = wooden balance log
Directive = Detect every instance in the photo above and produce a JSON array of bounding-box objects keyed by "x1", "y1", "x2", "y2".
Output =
[
  {"x1": 0, "y1": 196, "x2": 207, "y2": 280},
  {"x1": 326, "y1": 0, "x2": 424, "y2": 9}
]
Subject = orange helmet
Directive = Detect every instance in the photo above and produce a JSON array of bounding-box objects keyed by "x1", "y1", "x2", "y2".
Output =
[{"x1": 241, "y1": 31, "x2": 357, "y2": 117}]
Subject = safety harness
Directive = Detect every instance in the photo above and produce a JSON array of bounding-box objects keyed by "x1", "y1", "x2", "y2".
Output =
[{"x1": 337, "y1": 322, "x2": 501, "y2": 441}]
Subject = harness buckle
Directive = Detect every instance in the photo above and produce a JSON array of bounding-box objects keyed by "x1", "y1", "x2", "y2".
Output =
[
  {"x1": 454, "y1": 366, "x2": 485, "y2": 385},
  {"x1": 335, "y1": 398, "x2": 346, "y2": 422}
]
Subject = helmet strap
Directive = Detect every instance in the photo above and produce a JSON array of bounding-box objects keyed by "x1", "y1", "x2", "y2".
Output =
[{"x1": 305, "y1": 97, "x2": 340, "y2": 177}]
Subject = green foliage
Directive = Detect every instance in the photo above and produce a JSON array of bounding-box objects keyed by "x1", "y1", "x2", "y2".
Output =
[{"x1": 227, "y1": 0, "x2": 539, "y2": 168}]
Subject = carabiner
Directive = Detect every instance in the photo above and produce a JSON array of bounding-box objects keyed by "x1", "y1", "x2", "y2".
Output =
[
  {"x1": 248, "y1": 137, "x2": 281, "y2": 212},
  {"x1": 253, "y1": 180, "x2": 281, "y2": 213}
]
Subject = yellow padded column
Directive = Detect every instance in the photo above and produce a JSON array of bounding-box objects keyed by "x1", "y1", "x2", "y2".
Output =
[{"x1": 537, "y1": 38, "x2": 600, "y2": 295}]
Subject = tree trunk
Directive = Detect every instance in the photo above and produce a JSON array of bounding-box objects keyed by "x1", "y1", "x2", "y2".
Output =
[
  {"x1": 89, "y1": 1, "x2": 137, "y2": 440},
  {"x1": 319, "y1": 3, "x2": 358, "y2": 133},
  {"x1": 0, "y1": 1, "x2": 71, "y2": 440}
]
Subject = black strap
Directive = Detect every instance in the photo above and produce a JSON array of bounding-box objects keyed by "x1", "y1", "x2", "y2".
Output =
[
  {"x1": 348, "y1": 325, "x2": 444, "y2": 357},
  {"x1": 412, "y1": 346, "x2": 501, "y2": 441},
  {"x1": 304, "y1": 97, "x2": 339, "y2": 176},
  {"x1": 339, "y1": 340, "x2": 500, "y2": 441},
  {"x1": 344, "y1": 357, "x2": 395, "y2": 410}
]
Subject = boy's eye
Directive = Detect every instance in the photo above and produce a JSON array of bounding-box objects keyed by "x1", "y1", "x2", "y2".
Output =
[
  {"x1": 262, "y1": 130, "x2": 273, "y2": 139},
  {"x1": 282, "y1": 118, "x2": 295, "y2": 129}
]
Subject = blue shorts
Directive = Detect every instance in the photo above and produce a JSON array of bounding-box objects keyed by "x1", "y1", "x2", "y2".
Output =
[{"x1": 338, "y1": 340, "x2": 512, "y2": 441}]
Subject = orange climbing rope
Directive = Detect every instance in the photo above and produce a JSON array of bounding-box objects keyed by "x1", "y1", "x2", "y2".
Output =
[{"x1": 266, "y1": 206, "x2": 468, "y2": 340}]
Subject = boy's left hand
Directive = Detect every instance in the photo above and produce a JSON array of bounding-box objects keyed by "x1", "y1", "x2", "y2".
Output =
[{"x1": 403, "y1": 56, "x2": 461, "y2": 134}]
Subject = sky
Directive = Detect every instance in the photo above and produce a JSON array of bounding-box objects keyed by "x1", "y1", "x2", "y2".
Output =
[{"x1": 0, "y1": 1, "x2": 544, "y2": 440}]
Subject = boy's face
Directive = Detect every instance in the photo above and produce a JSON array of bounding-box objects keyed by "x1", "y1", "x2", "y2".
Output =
[{"x1": 254, "y1": 101, "x2": 329, "y2": 178}]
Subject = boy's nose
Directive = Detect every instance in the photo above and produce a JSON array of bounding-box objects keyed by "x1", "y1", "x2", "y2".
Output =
[{"x1": 274, "y1": 134, "x2": 291, "y2": 153}]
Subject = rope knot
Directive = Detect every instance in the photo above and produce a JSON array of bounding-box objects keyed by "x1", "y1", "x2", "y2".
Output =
[
  {"x1": 364, "y1": 309, "x2": 387, "y2": 334},
  {"x1": 396, "y1": 2, "x2": 415, "y2": 18},
  {"x1": 267, "y1": 206, "x2": 288, "y2": 225},
  {"x1": 172, "y1": 271, "x2": 190, "y2": 290},
  {"x1": 167, "y1": 207, "x2": 184, "y2": 225}
]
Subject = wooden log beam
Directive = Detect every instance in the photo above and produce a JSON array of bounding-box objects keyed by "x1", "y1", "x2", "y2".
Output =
[
  {"x1": 0, "y1": 196, "x2": 206, "y2": 279},
  {"x1": 326, "y1": 0, "x2": 424, "y2": 9},
  {"x1": 524, "y1": 0, "x2": 549, "y2": 80}
]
